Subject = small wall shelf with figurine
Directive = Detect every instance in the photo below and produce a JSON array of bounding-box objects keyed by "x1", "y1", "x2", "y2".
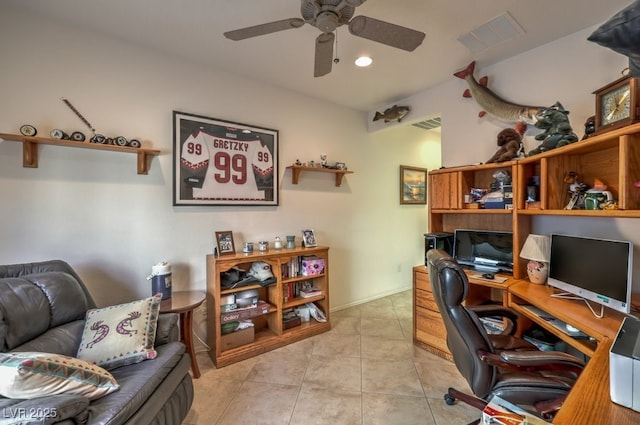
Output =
[
  {"x1": 286, "y1": 165, "x2": 353, "y2": 187},
  {"x1": 0, "y1": 132, "x2": 160, "y2": 175}
]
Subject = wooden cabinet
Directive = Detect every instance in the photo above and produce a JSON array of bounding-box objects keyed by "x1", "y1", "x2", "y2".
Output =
[
  {"x1": 429, "y1": 161, "x2": 527, "y2": 278},
  {"x1": 427, "y1": 121, "x2": 640, "y2": 281},
  {"x1": 413, "y1": 265, "x2": 452, "y2": 360},
  {"x1": 206, "y1": 246, "x2": 330, "y2": 368}
]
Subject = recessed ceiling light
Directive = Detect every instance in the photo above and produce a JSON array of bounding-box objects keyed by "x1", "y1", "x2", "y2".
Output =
[{"x1": 355, "y1": 56, "x2": 373, "y2": 67}]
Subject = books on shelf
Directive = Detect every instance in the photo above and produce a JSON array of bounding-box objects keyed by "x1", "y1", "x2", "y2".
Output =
[
  {"x1": 280, "y1": 256, "x2": 325, "y2": 279},
  {"x1": 299, "y1": 287, "x2": 322, "y2": 298},
  {"x1": 283, "y1": 279, "x2": 323, "y2": 302}
]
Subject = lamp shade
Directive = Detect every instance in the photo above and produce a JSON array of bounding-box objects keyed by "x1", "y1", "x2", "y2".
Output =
[{"x1": 519, "y1": 234, "x2": 550, "y2": 262}]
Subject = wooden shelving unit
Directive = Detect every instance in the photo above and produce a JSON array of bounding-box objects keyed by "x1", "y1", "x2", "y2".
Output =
[
  {"x1": 0, "y1": 132, "x2": 161, "y2": 175},
  {"x1": 427, "y1": 121, "x2": 640, "y2": 281},
  {"x1": 206, "y1": 246, "x2": 330, "y2": 368},
  {"x1": 286, "y1": 165, "x2": 353, "y2": 187}
]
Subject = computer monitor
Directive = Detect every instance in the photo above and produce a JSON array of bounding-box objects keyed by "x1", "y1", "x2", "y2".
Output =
[
  {"x1": 548, "y1": 233, "x2": 633, "y2": 317},
  {"x1": 453, "y1": 229, "x2": 513, "y2": 273}
]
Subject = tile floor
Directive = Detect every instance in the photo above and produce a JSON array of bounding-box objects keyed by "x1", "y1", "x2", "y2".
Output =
[{"x1": 184, "y1": 290, "x2": 479, "y2": 425}]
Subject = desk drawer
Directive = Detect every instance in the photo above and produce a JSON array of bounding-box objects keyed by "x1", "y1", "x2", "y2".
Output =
[
  {"x1": 414, "y1": 270, "x2": 431, "y2": 292},
  {"x1": 415, "y1": 288, "x2": 439, "y2": 311},
  {"x1": 415, "y1": 306, "x2": 448, "y2": 349}
]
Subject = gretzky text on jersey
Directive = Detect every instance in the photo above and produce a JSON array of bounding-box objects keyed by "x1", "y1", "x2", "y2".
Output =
[{"x1": 181, "y1": 131, "x2": 274, "y2": 200}]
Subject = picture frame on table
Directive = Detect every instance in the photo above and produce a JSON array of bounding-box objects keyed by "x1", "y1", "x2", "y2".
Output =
[
  {"x1": 215, "y1": 231, "x2": 236, "y2": 256},
  {"x1": 173, "y1": 111, "x2": 279, "y2": 206},
  {"x1": 400, "y1": 165, "x2": 427, "y2": 205},
  {"x1": 302, "y1": 229, "x2": 317, "y2": 248}
]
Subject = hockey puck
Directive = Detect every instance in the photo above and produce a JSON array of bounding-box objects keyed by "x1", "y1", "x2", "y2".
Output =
[
  {"x1": 70, "y1": 131, "x2": 86, "y2": 142},
  {"x1": 19, "y1": 125, "x2": 37, "y2": 137},
  {"x1": 90, "y1": 134, "x2": 107, "y2": 144},
  {"x1": 50, "y1": 129, "x2": 69, "y2": 139}
]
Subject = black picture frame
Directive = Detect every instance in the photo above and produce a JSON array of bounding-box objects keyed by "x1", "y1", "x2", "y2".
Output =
[{"x1": 173, "y1": 111, "x2": 279, "y2": 206}]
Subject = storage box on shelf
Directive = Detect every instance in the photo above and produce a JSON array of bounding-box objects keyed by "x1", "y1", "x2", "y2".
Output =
[{"x1": 206, "y1": 246, "x2": 330, "y2": 368}]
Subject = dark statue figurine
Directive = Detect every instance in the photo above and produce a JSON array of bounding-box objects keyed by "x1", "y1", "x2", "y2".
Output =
[
  {"x1": 527, "y1": 102, "x2": 578, "y2": 156},
  {"x1": 581, "y1": 115, "x2": 596, "y2": 140}
]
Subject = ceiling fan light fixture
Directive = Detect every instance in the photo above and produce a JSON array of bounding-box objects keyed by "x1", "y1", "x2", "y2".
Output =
[{"x1": 355, "y1": 56, "x2": 373, "y2": 67}]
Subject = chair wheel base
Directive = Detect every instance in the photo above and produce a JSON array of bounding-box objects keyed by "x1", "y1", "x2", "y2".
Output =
[{"x1": 445, "y1": 394, "x2": 456, "y2": 405}]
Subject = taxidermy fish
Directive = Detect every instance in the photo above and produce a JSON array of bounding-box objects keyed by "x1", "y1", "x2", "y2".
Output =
[
  {"x1": 454, "y1": 61, "x2": 545, "y2": 125},
  {"x1": 373, "y1": 105, "x2": 410, "y2": 123}
]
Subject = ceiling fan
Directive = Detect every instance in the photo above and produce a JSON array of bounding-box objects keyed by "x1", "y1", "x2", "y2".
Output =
[{"x1": 224, "y1": 0, "x2": 426, "y2": 77}]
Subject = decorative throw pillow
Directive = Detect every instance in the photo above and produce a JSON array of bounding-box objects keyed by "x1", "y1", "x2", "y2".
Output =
[
  {"x1": 0, "y1": 352, "x2": 119, "y2": 400},
  {"x1": 588, "y1": 0, "x2": 640, "y2": 76},
  {"x1": 77, "y1": 294, "x2": 162, "y2": 370}
]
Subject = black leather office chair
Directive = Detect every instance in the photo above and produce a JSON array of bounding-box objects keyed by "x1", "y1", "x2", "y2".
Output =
[{"x1": 426, "y1": 249, "x2": 585, "y2": 421}]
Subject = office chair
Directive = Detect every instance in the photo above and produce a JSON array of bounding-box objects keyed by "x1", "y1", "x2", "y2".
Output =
[{"x1": 426, "y1": 249, "x2": 585, "y2": 422}]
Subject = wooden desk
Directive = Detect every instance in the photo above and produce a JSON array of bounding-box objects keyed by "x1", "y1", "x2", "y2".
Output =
[
  {"x1": 507, "y1": 281, "x2": 640, "y2": 424},
  {"x1": 160, "y1": 291, "x2": 206, "y2": 378}
]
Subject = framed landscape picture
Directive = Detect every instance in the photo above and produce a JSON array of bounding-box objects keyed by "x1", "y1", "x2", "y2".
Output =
[
  {"x1": 400, "y1": 165, "x2": 427, "y2": 204},
  {"x1": 173, "y1": 111, "x2": 279, "y2": 206}
]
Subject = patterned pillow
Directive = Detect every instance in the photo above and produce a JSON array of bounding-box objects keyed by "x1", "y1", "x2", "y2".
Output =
[
  {"x1": 77, "y1": 294, "x2": 162, "y2": 370},
  {"x1": 0, "y1": 352, "x2": 119, "y2": 400}
]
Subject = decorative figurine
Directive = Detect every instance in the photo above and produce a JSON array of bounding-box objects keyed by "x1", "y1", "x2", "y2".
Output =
[
  {"x1": 564, "y1": 171, "x2": 590, "y2": 210},
  {"x1": 485, "y1": 127, "x2": 524, "y2": 163},
  {"x1": 320, "y1": 153, "x2": 328, "y2": 167},
  {"x1": 581, "y1": 115, "x2": 596, "y2": 140},
  {"x1": 528, "y1": 102, "x2": 579, "y2": 156}
]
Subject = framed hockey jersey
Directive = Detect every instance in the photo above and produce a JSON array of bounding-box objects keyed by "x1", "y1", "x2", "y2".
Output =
[{"x1": 173, "y1": 111, "x2": 278, "y2": 206}]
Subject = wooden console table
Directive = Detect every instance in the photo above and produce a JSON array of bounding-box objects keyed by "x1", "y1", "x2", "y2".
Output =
[{"x1": 507, "y1": 281, "x2": 640, "y2": 424}]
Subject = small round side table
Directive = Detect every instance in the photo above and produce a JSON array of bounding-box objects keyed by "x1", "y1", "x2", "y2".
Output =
[{"x1": 160, "y1": 290, "x2": 206, "y2": 378}]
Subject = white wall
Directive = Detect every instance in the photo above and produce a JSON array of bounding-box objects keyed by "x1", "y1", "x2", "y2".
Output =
[
  {"x1": 0, "y1": 7, "x2": 441, "y2": 313},
  {"x1": 386, "y1": 26, "x2": 640, "y2": 291}
]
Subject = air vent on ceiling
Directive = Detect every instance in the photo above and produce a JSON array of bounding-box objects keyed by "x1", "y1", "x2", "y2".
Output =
[
  {"x1": 412, "y1": 117, "x2": 441, "y2": 131},
  {"x1": 457, "y1": 12, "x2": 524, "y2": 54}
]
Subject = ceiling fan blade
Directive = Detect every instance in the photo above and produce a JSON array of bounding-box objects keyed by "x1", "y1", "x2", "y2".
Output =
[
  {"x1": 314, "y1": 32, "x2": 335, "y2": 77},
  {"x1": 348, "y1": 16, "x2": 425, "y2": 51},
  {"x1": 224, "y1": 18, "x2": 305, "y2": 41}
]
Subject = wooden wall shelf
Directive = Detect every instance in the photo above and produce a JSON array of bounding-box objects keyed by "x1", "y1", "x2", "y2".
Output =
[
  {"x1": 0, "y1": 132, "x2": 161, "y2": 175},
  {"x1": 286, "y1": 165, "x2": 353, "y2": 187}
]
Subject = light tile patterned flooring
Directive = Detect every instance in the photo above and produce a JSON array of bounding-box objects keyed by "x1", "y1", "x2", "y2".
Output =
[{"x1": 184, "y1": 290, "x2": 479, "y2": 425}]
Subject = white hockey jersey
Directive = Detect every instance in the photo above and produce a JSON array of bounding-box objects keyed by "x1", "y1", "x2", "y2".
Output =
[{"x1": 181, "y1": 131, "x2": 273, "y2": 200}]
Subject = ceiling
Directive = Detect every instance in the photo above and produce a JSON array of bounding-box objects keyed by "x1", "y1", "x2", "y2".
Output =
[{"x1": 4, "y1": 0, "x2": 632, "y2": 112}]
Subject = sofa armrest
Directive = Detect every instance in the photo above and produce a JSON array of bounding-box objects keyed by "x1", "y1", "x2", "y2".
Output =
[
  {"x1": 155, "y1": 313, "x2": 179, "y2": 346},
  {"x1": 0, "y1": 394, "x2": 89, "y2": 425}
]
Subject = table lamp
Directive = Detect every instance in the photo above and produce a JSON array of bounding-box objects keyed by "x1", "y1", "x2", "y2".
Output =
[{"x1": 520, "y1": 234, "x2": 551, "y2": 284}]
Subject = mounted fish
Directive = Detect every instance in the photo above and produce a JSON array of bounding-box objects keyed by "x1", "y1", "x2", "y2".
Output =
[
  {"x1": 373, "y1": 105, "x2": 410, "y2": 123},
  {"x1": 454, "y1": 61, "x2": 545, "y2": 125}
]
